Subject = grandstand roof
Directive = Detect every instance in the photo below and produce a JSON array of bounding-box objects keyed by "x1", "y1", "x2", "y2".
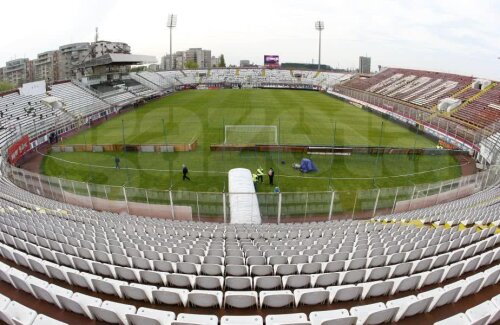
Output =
[{"x1": 76, "y1": 53, "x2": 156, "y2": 68}]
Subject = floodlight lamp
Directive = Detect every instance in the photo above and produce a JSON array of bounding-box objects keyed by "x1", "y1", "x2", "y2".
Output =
[
  {"x1": 315, "y1": 21, "x2": 324, "y2": 30},
  {"x1": 167, "y1": 14, "x2": 177, "y2": 28}
]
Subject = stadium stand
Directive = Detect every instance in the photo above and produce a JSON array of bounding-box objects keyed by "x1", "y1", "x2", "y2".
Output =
[
  {"x1": 452, "y1": 83, "x2": 500, "y2": 130},
  {"x1": 342, "y1": 68, "x2": 473, "y2": 110},
  {"x1": 0, "y1": 167, "x2": 497, "y2": 323},
  {"x1": 0, "y1": 67, "x2": 499, "y2": 324}
]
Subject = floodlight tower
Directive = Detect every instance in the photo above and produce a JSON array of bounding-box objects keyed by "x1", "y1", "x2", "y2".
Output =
[
  {"x1": 315, "y1": 20, "x2": 325, "y2": 72},
  {"x1": 167, "y1": 14, "x2": 178, "y2": 70}
]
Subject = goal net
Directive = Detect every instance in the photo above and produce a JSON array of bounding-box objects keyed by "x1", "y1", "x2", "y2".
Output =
[{"x1": 224, "y1": 125, "x2": 278, "y2": 145}]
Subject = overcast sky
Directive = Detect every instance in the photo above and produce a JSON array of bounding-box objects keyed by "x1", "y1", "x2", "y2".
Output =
[{"x1": 1, "y1": 0, "x2": 499, "y2": 79}]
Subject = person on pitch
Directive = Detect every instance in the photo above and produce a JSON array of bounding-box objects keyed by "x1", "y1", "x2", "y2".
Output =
[
  {"x1": 114, "y1": 156, "x2": 120, "y2": 170},
  {"x1": 268, "y1": 167, "x2": 275, "y2": 185},
  {"x1": 252, "y1": 172, "x2": 258, "y2": 191},
  {"x1": 257, "y1": 166, "x2": 264, "y2": 183},
  {"x1": 182, "y1": 164, "x2": 191, "y2": 181}
]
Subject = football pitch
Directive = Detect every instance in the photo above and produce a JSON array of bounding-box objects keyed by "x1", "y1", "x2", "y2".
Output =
[{"x1": 41, "y1": 89, "x2": 463, "y2": 192}]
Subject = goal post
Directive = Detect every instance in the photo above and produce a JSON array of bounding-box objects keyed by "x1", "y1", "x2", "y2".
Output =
[{"x1": 224, "y1": 125, "x2": 278, "y2": 145}]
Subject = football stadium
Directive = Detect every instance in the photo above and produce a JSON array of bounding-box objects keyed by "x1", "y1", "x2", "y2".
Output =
[{"x1": 0, "y1": 1, "x2": 499, "y2": 324}]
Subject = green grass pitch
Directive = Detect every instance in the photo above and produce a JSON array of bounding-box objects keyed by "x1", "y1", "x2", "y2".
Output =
[{"x1": 41, "y1": 89, "x2": 462, "y2": 193}]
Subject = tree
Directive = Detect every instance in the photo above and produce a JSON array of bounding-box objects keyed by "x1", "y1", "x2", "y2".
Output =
[
  {"x1": 0, "y1": 81, "x2": 15, "y2": 92},
  {"x1": 130, "y1": 66, "x2": 146, "y2": 72},
  {"x1": 218, "y1": 54, "x2": 226, "y2": 68},
  {"x1": 185, "y1": 60, "x2": 199, "y2": 69}
]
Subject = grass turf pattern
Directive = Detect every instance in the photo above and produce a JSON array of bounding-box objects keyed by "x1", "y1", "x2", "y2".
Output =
[{"x1": 42, "y1": 89, "x2": 462, "y2": 192}]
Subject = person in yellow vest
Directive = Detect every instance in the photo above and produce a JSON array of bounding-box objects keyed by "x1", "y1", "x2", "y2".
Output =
[
  {"x1": 252, "y1": 173, "x2": 258, "y2": 191},
  {"x1": 256, "y1": 167, "x2": 264, "y2": 183}
]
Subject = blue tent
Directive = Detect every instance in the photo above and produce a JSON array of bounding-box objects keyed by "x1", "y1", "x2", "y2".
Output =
[{"x1": 300, "y1": 158, "x2": 318, "y2": 173}]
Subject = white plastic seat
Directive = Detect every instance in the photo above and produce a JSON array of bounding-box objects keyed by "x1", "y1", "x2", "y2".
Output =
[
  {"x1": 153, "y1": 287, "x2": 188, "y2": 306},
  {"x1": 57, "y1": 292, "x2": 102, "y2": 319},
  {"x1": 309, "y1": 309, "x2": 356, "y2": 325},
  {"x1": 323, "y1": 261, "x2": 345, "y2": 272},
  {"x1": 115, "y1": 266, "x2": 141, "y2": 282},
  {"x1": 465, "y1": 300, "x2": 497, "y2": 325},
  {"x1": 31, "y1": 283, "x2": 72, "y2": 309},
  {"x1": 195, "y1": 275, "x2": 224, "y2": 290},
  {"x1": 265, "y1": 313, "x2": 309, "y2": 325},
  {"x1": 177, "y1": 262, "x2": 200, "y2": 275},
  {"x1": 167, "y1": 273, "x2": 195, "y2": 289},
  {"x1": 443, "y1": 262, "x2": 465, "y2": 280},
  {"x1": 300, "y1": 262, "x2": 322, "y2": 274},
  {"x1": 120, "y1": 283, "x2": 156, "y2": 303},
  {"x1": 389, "y1": 262, "x2": 412, "y2": 277},
  {"x1": 44, "y1": 263, "x2": 72, "y2": 283},
  {"x1": 126, "y1": 307, "x2": 176, "y2": 325},
  {"x1": 294, "y1": 288, "x2": 329, "y2": 306},
  {"x1": 7, "y1": 268, "x2": 28, "y2": 290},
  {"x1": 419, "y1": 268, "x2": 445, "y2": 289},
  {"x1": 275, "y1": 264, "x2": 299, "y2": 276},
  {"x1": 27, "y1": 257, "x2": 48, "y2": 276},
  {"x1": 67, "y1": 272, "x2": 101, "y2": 291},
  {"x1": 360, "y1": 280, "x2": 394, "y2": 299},
  {"x1": 254, "y1": 276, "x2": 282, "y2": 290},
  {"x1": 0, "y1": 293, "x2": 10, "y2": 311},
  {"x1": 283, "y1": 274, "x2": 311, "y2": 289},
  {"x1": 201, "y1": 264, "x2": 224, "y2": 276},
  {"x1": 220, "y1": 315, "x2": 263, "y2": 325},
  {"x1": 187, "y1": 290, "x2": 223, "y2": 308},
  {"x1": 340, "y1": 270, "x2": 365, "y2": 285},
  {"x1": 312, "y1": 272, "x2": 339, "y2": 287},
  {"x1": 225, "y1": 276, "x2": 252, "y2": 290},
  {"x1": 92, "y1": 262, "x2": 116, "y2": 278},
  {"x1": 224, "y1": 291, "x2": 258, "y2": 308},
  {"x1": 174, "y1": 313, "x2": 218, "y2": 325},
  {"x1": 327, "y1": 284, "x2": 362, "y2": 302},
  {"x1": 13, "y1": 274, "x2": 47, "y2": 296},
  {"x1": 391, "y1": 274, "x2": 421, "y2": 294},
  {"x1": 444, "y1": 275, "x2": 483, "y2": 303},
  {"x1": 365, "y1": 266, "x2": 390, "y2": 282},
  {"x1": 88, "y1": 300, "x2": 137, "y2": 325},
  {"x1": 418, "y1": 287, "x2": 461, "y2": 312},
  {"x1": 139, "y1": 270, "x2": 166, "y2": 286},
  {"x1": 0, "y1": 301, "x2": 37, "y2": 325},
  {"x1": 92, "y1": 278, "x2": 126, "y2": 297},
  {"x1": 250, "y1": 265, "x2": 273, "y2": 276},
  {"x1": 225, "y1": 265, "x2": 248, "y2": 276},
  {"x1": 350, "y1": 302, "x2": 398, "y2": 325},
  {"x1": 259, "y1": 290, "x2": 294, "y2": 308},
  {"x1": 434, "y1": 313, "x2": 471, "y2": 325},
  {"x1": 31, "y1": 314, "x2": 68, "y2": 325},
  {"x1": 386, "y1": 295, "x2": 433, "y2": 322},
  {"x1": 481, "y1": 265, "x2": 500, "y2": 288}
]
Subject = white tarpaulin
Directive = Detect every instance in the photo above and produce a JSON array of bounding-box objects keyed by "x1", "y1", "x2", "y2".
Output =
[
  {"x1": 228, "y1": 168, "x2": 261, "y2": 224},
  {"x1": 41, "y1": 97, "x2": 64, "y2": 110},
  {"x1": 19, "y1": 80, "x2": 46, "y2": 96}
]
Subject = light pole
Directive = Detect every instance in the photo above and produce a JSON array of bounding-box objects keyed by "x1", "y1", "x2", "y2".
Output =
[
  {"x1": 167, "y1": 14, "x2": 177, "y2": 70},
  {"x1": 315, "y1": 21, "x2": 324, "y2": 72}
]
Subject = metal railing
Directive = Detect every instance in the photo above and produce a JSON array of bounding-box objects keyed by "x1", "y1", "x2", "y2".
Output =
[{"x1": 3, "y1": 162, "x2": 499, "y2": 224}]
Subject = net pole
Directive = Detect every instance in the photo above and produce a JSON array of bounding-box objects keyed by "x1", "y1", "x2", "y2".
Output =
[
  {"x1": 222, "y1": 118, "x2": 226, "y2": 170},
  {"x1": 83, "y1": 131, "x2": 92, "y2": 183},
  {"x1": 374, "y1": 121, "x2": 384, "y2": 177},
  {"x1": 162, "y1": 118, "x2": 172, "y2": 187},
  {"x1": 277, "y1": 118, "x2": 281, "y2": 187},
  {"x1": 328, "y1": 121, "x2": 337, "y2": 190},
  {"x1": 412, "y1": 123, "x2": 419, "y2": 173},
  {"x1": 162, "y1": 118, "x2": 167, "y2": 146},
  {"x1": 122, "y1": 119, "x2": 131, "y2": 185}
]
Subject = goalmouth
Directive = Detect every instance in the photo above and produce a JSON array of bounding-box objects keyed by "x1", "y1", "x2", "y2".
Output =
[{"x1": 224, "y1": 125, "x2": 278, "y2": 145}]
